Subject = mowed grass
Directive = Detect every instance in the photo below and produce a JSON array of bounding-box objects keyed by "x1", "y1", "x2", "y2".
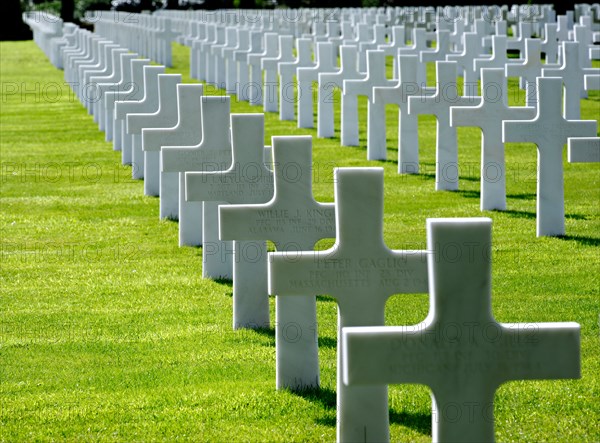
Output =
[{"x1": 1, "y1": 40, "x2": 598, "y2": 442}]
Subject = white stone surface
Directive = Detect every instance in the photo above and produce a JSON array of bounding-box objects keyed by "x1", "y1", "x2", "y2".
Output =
[
  {"x1": 543, "y1": 41, "x2": 591, "y2": 119},
  {"x1": 114, "y1": 64, "x2": 164, "y2": 166},
  {"x1": 451, "y1": 68, "x2": 536, "y2": 211},
  {"x1": 142, "y1": 83, "x2": 203, "y2": 219},
  {"x1": 161, "y1": 97, "x2": 232, "y2": 251},
  {"x1": 187, "y1": 114, "x2": 274, "y2": 328},
  {"x1": 343, "y1": 217, "x2": 581, "y2": 443},
  {"x1": 126, "y1": 73, "x2": 181, "y2": 187},
  {"x1": 409, "y1": 61, "x2": 480, "y2": 191},
  {"x1": 262, "y1": 35, "x2": 294, "y2": 113},
  {"x1": 220, "y1": 135, "x2": 335, "y2": 390},
  {"x1": 268, "y1": 167, "x2": 428, "y2": 443},
  {"x1": 372, "y1": 54, "x2": 435, "y2": 171},
  {"x1": 343, "y1": 50, "x2": 396, "y2": 156},
  {"x1": 297, "y1": 42, "x2": 337, "y2": 129},
  {"x1": 503, "y1": 77, "x2": 597, "y2": 236},
  {"x1": 317, "y1": 45, "x2": 365, "y2": 139},
  {"x1": 506, "y1": 38, "x2": 544, "y2": 106},
  {"x1": 247, "y1": 33, "x2": 278, "y2": 107},
  {"x1": 278, "y1": 38, "x2": 314, "y2": 121},
  {"x1": 568, "y1": 137, "x2": 600, "y2": 163},
  {"x1": 104, "y1": 56, "x2": 147, "y2": 145}
]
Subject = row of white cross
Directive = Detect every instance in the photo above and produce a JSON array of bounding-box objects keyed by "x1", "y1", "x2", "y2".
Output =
[
  {"x1": 60, "y1": 9, "x2": 600, "y2": 237},
  {"x1": 27, "y1": 8, "x2": 593, "y2": 442}
]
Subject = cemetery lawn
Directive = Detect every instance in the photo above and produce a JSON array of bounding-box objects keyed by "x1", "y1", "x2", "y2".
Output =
[{"x1": 1, "y1": 41, "x2": 599, "y2": 442}]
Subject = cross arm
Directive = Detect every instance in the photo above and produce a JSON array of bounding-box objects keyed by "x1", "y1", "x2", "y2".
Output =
[
  {"x1": 268, "y1": 249, "x2": 332, "y2": 297},
  {"x1": 342, "y1": 324, "x2": 433, "y2": 386},
  {"x1": 497, "y1": 322, "x2": 580, "y2": 382}
]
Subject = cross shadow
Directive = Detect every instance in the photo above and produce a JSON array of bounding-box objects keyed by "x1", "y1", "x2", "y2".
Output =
[
  {"x1": 318, "y1": 336, "x2": 337, "y2": 349},
  {"x1": 317, "y1": 295, "x2": 337, "y2": 303},
  {"x1": 565, "y1": 213, "x2": 588, "y2": 221},
  {"x1": 389, "y1": 410, "x2": 431, "y2": 436},
  {"x1": 496, "y1": 209, "x2": 536, "y2": 219},
  {"x1": 451, "y1": 189, "x2": 480, "y2": 199},
  {"x1": 556, "y1": 235, "x2": 600, "y2": 247},
  {"x1": 250, "y1": 327, "x2": 275, "y2": 346},
  {"x1": 506, "y1": 192, "x2": 536, "y2": 200},
  {"x1": 295, "y1": 388, "x2": 431, "y2": 435}
]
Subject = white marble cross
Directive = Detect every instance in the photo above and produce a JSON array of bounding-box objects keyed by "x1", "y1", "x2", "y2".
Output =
[
  {"x1": 371, "y1": 54, "x2": 435, "y2": 169},
  {"x1": 114, "y1": 64, "x2": 164, "y2": 168},
  {"x1": 503, "y1": 77, "x2": 597, "y2": 237},
  {"x1": 408, "y1": 61, "x2": 481, "y2": 191},
  {"x1": 220, "y1": 135, "x2": 335, "y2": 391},
  {"x1": 297, "y1": 42, "x2": 337, "y2": 129},
  {"x1": 234, "y1": 30, "x2": 262, "y2": 102},
  {"x1": 268, "y1": 167, "x2": 428, "y2": 443},
  {"x1": 446, "y1": 32, "x2": 486, "y2": 97},
  {"x1": 247, "y1": 32, "x2": 278, "y2": 107},
  {"x1": 317, "y1": 45, "x2": 365, "y2": 139},
  {"x1": 505, "y1": 38, "x2": 544, "y2": 107},
  {"x1": 568, "y1": 137, "x2": 600, "y2": 163},
  {"x1": 377, "y1": 25, "x2": 407, "y2": 78},
  {"x1": 262, "y1": 34, "x2": 295, "y2": 113},
  {"x1": 105, "y1": 56, "x2": 147, "y2": 146},
  {"x1": 343, "y1": 217, "x2": 581, "y2": 443},
  {"x1": 98, "y1": 52, "x2": 136, "y2": 138},
  {"x1": 540, "y1": 23, "x2": 559, "y2": 64},
  {"x1": 420, "y1": 30, "x2": 453, "y2": 64},
  {"x1": 451, "y1": 68, "x2": 536, "y2": 211},
  {"x1": 474, "y1": 36, "x2": 518, "y2": 81},
  {"x1": 142, "y1": 83, "x2": 203, "y2": 220},
  {"x1": 127, "y1": 73, "x2": 181, "y2": 187},
  {"x1": 278, "y1": 38, "x2": 315, "y2": 121},
  {"x1": 343, "y1": 50, "x2": 396, "y2": 156},
  {"x1": 398, "y1": 27, "x2": 430, "y2": 85},
  {"x1": 542, "y1": 42, "x2": 591, "y2": 119},
  {"x1": 357, "y1": 24, "x2": 387, "y2": 72},
  {"x1": 161, "y1": 97, "x2": 232, "y2": 252},
  {"x1": 89, "y1": 47, "x2": 127, "y2": 125},
  {"x1": 187, "y1": 114, "x2": 274, "y2": 329}
]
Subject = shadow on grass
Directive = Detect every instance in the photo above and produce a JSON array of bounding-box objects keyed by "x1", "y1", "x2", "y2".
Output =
[
  {"x1": 496, "y1": 209, "x2": 536, "y2": 219},
  {"x1": 506, "y1": 192, "x2": 536, "y2": 200},
  {"x1": 451, "y1": 189, "x2": 480, "y2": 199},
  {"x1": 556, "y1": 235, "x2": 600, "y2": 246},
  {"x1": 251, "y1": 327, "x2": 276, "y2": 346},
  {"x1": 318, "y1": 336, "x2": 337, "y2": 349},
  {"x1": 297, "y1": 387, "x2": 431, "y2": 435},
  {"x1": 317, "y1": 295, "x2": 337, "y2": 303},
  {"x1": 496, "y1": 209, "x2": 588, "y2": 221}
]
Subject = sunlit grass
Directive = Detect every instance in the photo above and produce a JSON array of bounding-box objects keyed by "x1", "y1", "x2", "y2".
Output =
[{"x1": 1, "y1": 40, "x2": 598, "y2": 442}]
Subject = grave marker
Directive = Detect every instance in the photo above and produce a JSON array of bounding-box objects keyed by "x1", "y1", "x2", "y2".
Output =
[
  {"x1": 408, "y1": 61, "x2": 480, "y2": 191},
  {"x1": 126, "y1": 73, "x2": 181, "y2": 187},
  {"x1": 451, "y1": 68, "x2": 536, "y2": 211},
  {"x1": 142, "y1": 83, "x2": 203, "y2": 219},
  {"x1": 371, "y1": 54, "x2": 435, "y2": 170},
  {"x1": 343, "y1": 50, "x2": 396, "y2": 157},
  {"x1": 161, "y1": 97, "x2": 232, "y2": 252},
  {"x1": 568, "y1": 137, "x2": 600, "y2": 163},
  {"x1": 343, "y1": 217, "x2": 581, "y2": 443},
  {"x1": 297, "y1": 42, "x2": 337, "y2": 129},
  {"x1": 278, "y1": 38, "x2": 314, "y2": 121},
  {"x1": 187, "y1": 114, "x2": 274, "y2": 328},
  {"x1": 220, "y1": 136, "x2": 335, "y2": 390},
  {"x1": 268, "y1": 167, "x2": 428, "y2": 442},
  {"x1": 317, "y1": 45, "x2": 365, "y2": 139},
  {"x1": 114, "y1": 64, "x2": 164, "y2": 167},
  {"x1": 503, "y1": 77, "x2": 597, "y2": 236}
]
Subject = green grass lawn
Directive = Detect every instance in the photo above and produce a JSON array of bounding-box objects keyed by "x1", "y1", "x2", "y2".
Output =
[{"x1": 1, "y1": 40, "x2": 598, "y2": 442}]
